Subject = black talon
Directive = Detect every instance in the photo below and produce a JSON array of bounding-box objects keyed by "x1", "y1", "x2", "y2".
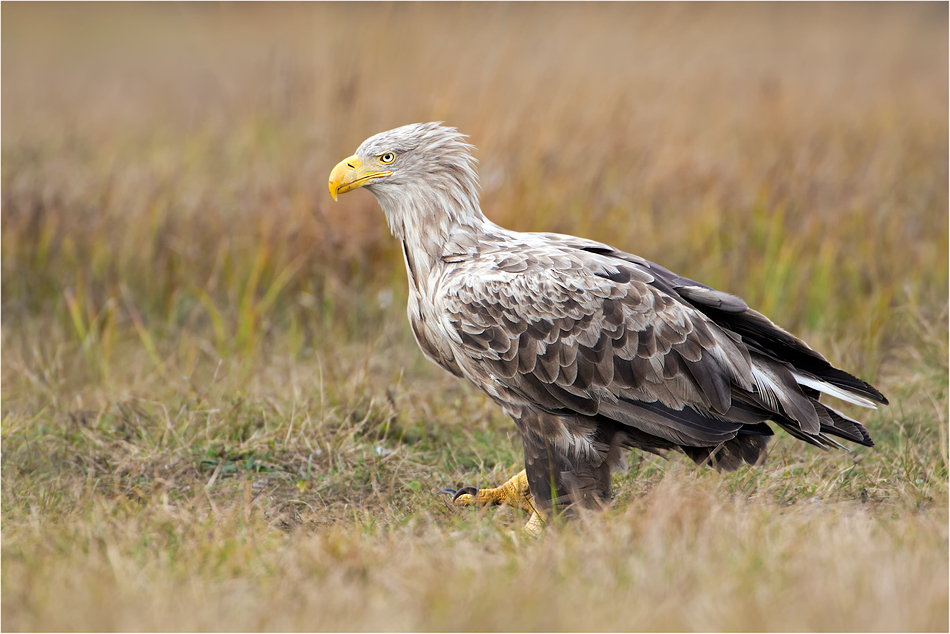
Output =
[
  {"x1": 437, "y1": 488, "x2": 458, "y2": 497},
  {"x1": 452, "y1": 486, "x2": 479, "y2": 502}
]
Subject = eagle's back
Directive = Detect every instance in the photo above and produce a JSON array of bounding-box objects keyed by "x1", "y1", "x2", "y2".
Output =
[{"x1": 424, "y1": 229, "x2": 882, "y2": 466}]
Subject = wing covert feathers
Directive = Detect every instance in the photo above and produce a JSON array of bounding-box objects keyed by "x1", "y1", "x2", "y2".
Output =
[{"x1": 439, "y1": 235, "x2": 882, "y2": 464}]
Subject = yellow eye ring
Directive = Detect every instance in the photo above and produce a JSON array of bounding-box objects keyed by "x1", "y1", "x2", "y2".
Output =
[{"x1": 380, "y1": 152, "x2": 396, "y2": 164}]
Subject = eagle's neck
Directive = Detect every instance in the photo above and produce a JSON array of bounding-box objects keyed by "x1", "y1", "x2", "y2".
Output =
[{"x1": 370, "y1": 177, "x2": 492, "y2": 294}]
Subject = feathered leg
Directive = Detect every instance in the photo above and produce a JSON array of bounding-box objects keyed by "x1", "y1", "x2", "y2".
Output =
[
  {"x1": 440, "y1": 412, "x2": 621, "y2": 534},
  {"x1": 520, "y1": 416, "x2": 615, "y2": 515}
]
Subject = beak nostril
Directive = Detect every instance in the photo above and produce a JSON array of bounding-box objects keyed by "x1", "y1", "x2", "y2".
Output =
[{"x1": 347, "y1": 162, "x2": 356, "y2": 169}]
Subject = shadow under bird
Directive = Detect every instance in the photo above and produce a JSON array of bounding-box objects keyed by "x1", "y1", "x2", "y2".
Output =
[{"x1": 328, "y1": 122, "x2": 888, "y2": 534}]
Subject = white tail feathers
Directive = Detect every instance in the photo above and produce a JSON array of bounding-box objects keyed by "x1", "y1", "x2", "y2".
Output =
[{"x1": 791, "y1": 371, "x2": 878, "y2": 409}]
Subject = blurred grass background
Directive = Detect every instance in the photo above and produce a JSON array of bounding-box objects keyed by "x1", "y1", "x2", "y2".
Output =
[{"x1": 2, "y1": 3, "x2": 947, "y2": 631}]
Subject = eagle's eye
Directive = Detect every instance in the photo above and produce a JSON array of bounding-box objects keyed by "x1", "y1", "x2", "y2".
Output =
[{"x1": 380, "y1": 152, "x2": 396, "y2": 164}]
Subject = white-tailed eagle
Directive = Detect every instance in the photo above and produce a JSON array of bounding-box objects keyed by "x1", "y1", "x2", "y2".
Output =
[{"x1": 329, "y1": 123, "x2": 887, "y2": 533}]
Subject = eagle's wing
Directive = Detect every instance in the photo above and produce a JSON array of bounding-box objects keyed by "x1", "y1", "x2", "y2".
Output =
[
  {"x1": 439, "y1": 235, "x2": 878, "y2": 461},
  {"x1": 553, "y1": 234, "x2": 888, "y2": 409}
]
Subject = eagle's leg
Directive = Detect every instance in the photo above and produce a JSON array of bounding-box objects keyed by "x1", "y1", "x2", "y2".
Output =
[{"x1": 441, "y1": 469, "x2": 544, "y2": 535}]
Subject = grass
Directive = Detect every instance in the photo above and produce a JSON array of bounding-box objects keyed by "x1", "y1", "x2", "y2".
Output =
[{"x1": 2, "y1": 3, "x2": 948, "y2": 631}]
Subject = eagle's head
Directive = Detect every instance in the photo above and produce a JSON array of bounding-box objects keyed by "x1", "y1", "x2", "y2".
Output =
[
  {"x1": 328, "y1": 123, "x2": 481, "y2": 238},
  {"x1": 329, "y1": 122, "x2": 476, "y2": 200}
]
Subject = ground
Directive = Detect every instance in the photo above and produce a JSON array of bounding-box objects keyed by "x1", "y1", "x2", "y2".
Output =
[{"x1": 2, "y1": 3, "x2": 947, "y2": 631}]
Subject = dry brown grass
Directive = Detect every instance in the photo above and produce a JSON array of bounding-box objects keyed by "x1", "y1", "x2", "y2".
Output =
[
  {"x1": 2, "y1": 3, "x2": 947, "y2": 631},
  {"x1": 5, "y1": 472, "x2": 947, "y2": 632}
]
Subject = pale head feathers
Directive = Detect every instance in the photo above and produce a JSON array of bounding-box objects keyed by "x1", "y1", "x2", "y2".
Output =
[{"x1": 354, "y1": 122, "x2": 484, "y2": 240}]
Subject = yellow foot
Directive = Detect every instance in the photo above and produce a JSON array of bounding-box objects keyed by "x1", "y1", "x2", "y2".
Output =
[
  {"x1": 440, "y1": 469, "x2": 544, "y2": 536},
  {"x1": 523, "y1": 510, "x2": 544, "y2": 537}
]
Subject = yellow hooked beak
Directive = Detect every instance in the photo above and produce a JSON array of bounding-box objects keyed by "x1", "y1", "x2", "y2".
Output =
[{"x1": 328, "y1": 154, "x2": 393, "y2": 201}]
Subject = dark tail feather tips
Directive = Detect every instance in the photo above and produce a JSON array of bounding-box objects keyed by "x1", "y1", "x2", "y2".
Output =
[{"x1": 818, "y1": 406, "x2": 875, "y2": 447}]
